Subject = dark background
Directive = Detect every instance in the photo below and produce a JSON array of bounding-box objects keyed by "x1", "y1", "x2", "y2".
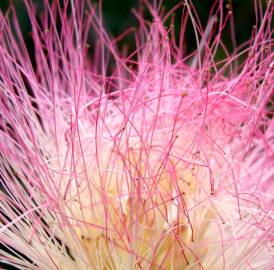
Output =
[{"x1": 0, "y1": 0, "x2": 268, "y2": 59}]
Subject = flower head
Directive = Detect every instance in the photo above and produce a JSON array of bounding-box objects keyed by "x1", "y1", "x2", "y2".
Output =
[{"x1": 0, "y1": 0, "x2": 273, "y2": 269}]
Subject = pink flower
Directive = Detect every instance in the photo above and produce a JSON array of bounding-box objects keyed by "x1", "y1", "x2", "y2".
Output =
[{"x1": 0, "y1": 1, "x2": 273, "y2": 269}]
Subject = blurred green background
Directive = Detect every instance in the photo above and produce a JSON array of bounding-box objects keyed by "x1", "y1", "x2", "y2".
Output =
[{"x1": 0, "y1": 0, "x2": 267, "y2": 57}]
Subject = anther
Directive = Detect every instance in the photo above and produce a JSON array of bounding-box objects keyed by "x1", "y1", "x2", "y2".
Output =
[{"x1": 181, "y1": 91, "x2": 188, "y2": 97}]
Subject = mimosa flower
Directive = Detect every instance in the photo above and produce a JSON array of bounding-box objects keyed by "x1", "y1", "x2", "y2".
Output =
[{"x1": 0, "y1": 1, "x2": 273, "y2": 269}]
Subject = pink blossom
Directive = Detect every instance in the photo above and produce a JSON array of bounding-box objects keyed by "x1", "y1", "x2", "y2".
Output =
[{"x1": 0, "y1": 1, "x2": 273, "y2": 269}]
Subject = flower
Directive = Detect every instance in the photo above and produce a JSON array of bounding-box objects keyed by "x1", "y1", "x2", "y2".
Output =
[{"x1": 0, "y1": 0, "x2": 273, "y2": 269}]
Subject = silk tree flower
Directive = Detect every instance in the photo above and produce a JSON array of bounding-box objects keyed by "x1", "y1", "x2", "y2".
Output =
[{"x1": 0, "y1": 0, "x2": 273, "y2": 269}]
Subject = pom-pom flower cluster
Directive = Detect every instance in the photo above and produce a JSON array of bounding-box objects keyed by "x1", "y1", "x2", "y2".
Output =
[{"x1": 0, "y1": 1, "x2": 273, "y2": 269}]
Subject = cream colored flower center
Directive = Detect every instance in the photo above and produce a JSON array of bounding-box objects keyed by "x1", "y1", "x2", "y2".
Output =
[{"x1": 57, "y1": 135, "x2": 217, "y2": 269}]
